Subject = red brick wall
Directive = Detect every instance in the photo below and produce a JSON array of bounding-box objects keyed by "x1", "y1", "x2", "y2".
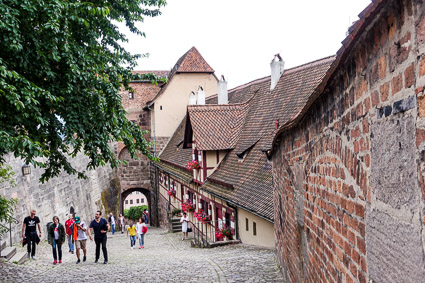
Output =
[{"x1": 273, "y1": 1, "x2": 425, "y2": 282}]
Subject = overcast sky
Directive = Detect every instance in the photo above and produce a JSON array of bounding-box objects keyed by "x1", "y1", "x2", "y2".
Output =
[{"x1": 120, "y1": 0, "x2": 372, "y2": 89}]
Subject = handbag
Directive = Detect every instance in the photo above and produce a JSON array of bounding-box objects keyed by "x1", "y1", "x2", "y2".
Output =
[{"x1": 187, "y1": 227, "x2": 192, "y2": 233}]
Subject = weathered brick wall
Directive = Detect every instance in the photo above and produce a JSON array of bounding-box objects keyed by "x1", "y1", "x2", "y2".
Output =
[
  {"x1": 121, "y1": 82, "x2": 161, "y2": 110},
  {"x1": 273, "y1": 1, "x2": 425, "y2": 282}
]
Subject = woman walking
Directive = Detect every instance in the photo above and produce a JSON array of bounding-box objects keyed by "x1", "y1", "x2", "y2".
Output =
[
  {"x1": 136, "y1": 217, "x2": 147, "y2": 249},
  {"x1": 48, "y1": 216, "x2": 66, "y2": 264},
  {"x1": 180, "y1": 212, "x2": 189, "y2": 240}
]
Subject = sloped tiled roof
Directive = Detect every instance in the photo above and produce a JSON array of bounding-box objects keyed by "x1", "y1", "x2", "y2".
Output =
[
  {"x1": 187, "y1": 103, "x2": 250, "y2": 151},
  {"x1": 146, "y1": 47, "x2": 215, "y2": 106},
  {"x1": 176, "y1": 47, "x2": 215, "y2": 73},
  {"x1": 158, "y1": 55, "x2": 335, "y2": 222},
  {"x1": 270, "y1": 0, "x2": 385, "y2": 149}
]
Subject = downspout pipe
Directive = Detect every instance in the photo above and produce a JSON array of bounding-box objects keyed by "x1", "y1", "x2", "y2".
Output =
[{"x1": 147, "y1": 104, "x2": 157, "y2": 157}]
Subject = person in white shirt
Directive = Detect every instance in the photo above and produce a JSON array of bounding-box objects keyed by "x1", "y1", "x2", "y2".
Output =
[
  {"x1": 136, "y1": 217, "x2": 147, "y2": 248},
  {"x1": 108, "y1": 213, "x2": 116, "y2": 235},
  {"x1": 180, "y1": 212, "x2": 190, "y2": 240},
  {"x1": 71, "y1": 216, "x2": 88, "y2": 264},
  {"x1": 119, "y1": 214, "x2": 125, "y2": 233}
]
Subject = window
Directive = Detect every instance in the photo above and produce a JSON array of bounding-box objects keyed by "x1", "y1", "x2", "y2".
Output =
[
  {"x1": 136, "y1": 199, "x2": 139, "y2": 204},
  {"x1": 141, "y1": 199, "x2": 144, "y2": 203},
  {"x1": 160, "y1": 105, "x2": 163, "y2": 110},
  {"x1": 253, "y1": 222, "x2": 257, "y2": 236},
  {"x1": 130, "y1": 200, "x2": 133, "y2": 204},
  {"x1": 246, "y1": 218, "x2": 249, "y2": 231},
  {"x1": 125, "y1": 200, "x2": 128, "y2": 204},
  {"x1": 129, "y1": 92, "x2": 134, "y2": 99}
]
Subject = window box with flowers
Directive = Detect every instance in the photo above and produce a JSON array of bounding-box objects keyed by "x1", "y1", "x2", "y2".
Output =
[
  {"x1": 193, "y1": 209, "x2": 210, "y2": 223},
  {"x1": 181, "y1": 200, "x2": 195, "y2": 212},
  {"x1": 215, "y1": 225, "x2": 233, "y2": 241},
  {"x1": 186, "y1": 160, "x2": 200, "y2": 171},
  {"x1": 167, "y1": 188, "x2": 176, "y2": 198}
]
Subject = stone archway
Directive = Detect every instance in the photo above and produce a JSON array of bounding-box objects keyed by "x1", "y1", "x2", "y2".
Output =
[{"x1": 121, "y1": 187, "x2": 152, "y2": 223}]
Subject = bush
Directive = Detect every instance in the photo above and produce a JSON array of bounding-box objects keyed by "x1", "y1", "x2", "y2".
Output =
[
  {"x1": 171, "y1": 208, "x2": 182, "y2": 217},
  {"x1": 125, "y1": 205, "x2": 148, "y2": 221}
]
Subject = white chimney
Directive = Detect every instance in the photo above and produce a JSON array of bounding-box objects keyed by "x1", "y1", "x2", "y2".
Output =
[
  {"x1": 270, "y1": 54, "x2": 285, "y2": 91},
  {"x1": 196, "y1": 86, "x2": 205, "y2": 105},
  {"x1": 218, "y1": 75, "x2": 228, "y2": 104},
  {"x1": 189, "y1": 91, "x2": 197, "y2": 105}
]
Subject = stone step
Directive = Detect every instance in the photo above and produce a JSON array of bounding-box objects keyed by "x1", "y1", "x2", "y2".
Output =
[
  {"x1": 8, "y1": 252, "x2": 27, "y2": 265},
  {"x1": 0, "y1": 247, "x2": 16, "y2": 260},
  {"x1": 0, "y1": 240, "x2": 6, "y2": 250}
]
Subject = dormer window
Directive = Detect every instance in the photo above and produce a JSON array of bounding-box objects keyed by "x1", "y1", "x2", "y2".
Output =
[{"x1": 129, "y1": 91, "x2": 134, "y2": 99}]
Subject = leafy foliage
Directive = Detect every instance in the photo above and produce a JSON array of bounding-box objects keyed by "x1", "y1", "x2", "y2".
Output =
[
  {"x1": 0, "y1": 163, "x2": 17, "y2": 236},
  {"x1": 124, "y1": 205, "x2": 148, "y2": 221},
  {"x1": 0, "y1": 0, "x2": 166, "y2": 182}
]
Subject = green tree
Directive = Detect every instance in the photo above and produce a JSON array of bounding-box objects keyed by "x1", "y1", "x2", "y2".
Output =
[
  {"x1": 0, "y1": 0, "x2": 166, "y2": 183},
  {"x1": 125, "y1": 205, "x2": 148, "y2": 221}
]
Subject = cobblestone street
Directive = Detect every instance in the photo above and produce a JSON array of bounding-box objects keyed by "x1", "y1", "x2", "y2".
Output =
[{"x1": 0, "y1": 227, "x2": 283, "y2": 282}]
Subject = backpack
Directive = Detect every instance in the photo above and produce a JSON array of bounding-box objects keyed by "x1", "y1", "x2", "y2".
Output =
[{"x1": 142, "y1": 225, "x2": 148, "y2": 234}]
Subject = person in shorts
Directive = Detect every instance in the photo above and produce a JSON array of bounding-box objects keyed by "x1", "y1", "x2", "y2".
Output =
[{"x1": 71, "y1": 216, "x2": 87, "y2": 264}]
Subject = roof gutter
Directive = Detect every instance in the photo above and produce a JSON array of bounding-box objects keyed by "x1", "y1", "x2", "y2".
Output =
[
  {"x1": 152, "y1": 162, "x2": 192, "y2": 183},
  {"x1": 200, "y1": 185, "x2": 273, "y2": 223}
]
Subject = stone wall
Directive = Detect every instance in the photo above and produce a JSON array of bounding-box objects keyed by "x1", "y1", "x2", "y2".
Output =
[
  {"x1": 0, "y1": 151, "x2": 116, "y2": 243},
  {"x1": 272, "y1": 1, "x2": 425, "y2": 282}
]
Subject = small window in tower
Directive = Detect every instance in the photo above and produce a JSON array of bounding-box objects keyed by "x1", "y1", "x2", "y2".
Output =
[
  {"x1": 246, "y1": 218, "x2": 249, "y2": 231},
  {"x1": 129, "y1": 92, "x2": 134, "y2": 99},
  {"x1": 160, "y1": 105, "x2": 163, "y2": 110},
  {"x1": 253, "y1": 222, "x2": 257, "y2": 236}
]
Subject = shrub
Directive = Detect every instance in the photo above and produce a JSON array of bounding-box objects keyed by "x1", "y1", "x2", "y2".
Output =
[{"x1": 125, "y1": 205, "x2": 148, "y2": 221}]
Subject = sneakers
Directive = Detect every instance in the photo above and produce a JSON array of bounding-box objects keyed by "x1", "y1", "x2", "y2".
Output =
[
  {"x1": 31, "y1": 256, "x2": 37, "y2": 260},
  {"x1": 103, "y1": 260, "x2": 108, "y2": 264},
  {"x1": 27, "y1": 253, "x2": 30, "y2": 259},
  {"x1": 53, "y1": 260, "x2": 57, "y2": 265},
  {"x1": 141, "y1": 245, "x2": 144, "y2": 248},
  {"x1": 59, "y1": 260, "x2": 62, "y2": 264},
  {"x1": 71, "y1": 251, "x2": 74, "y2": 254},
  {"x1": 139, "y1": 246, "x2": 142, "y2": 249},
  {"x1": 95, "y1": 259, "x2": 98, "y2": 263},
  {"x1": 131, "y1": 246, "x2": 134, "y2": 249},
  {"x1": 76, "y1": 259, "x2": 80, "y2": 264},
  {"x1": 83, "y1": 256, "x2": 86, "y2": 262}
]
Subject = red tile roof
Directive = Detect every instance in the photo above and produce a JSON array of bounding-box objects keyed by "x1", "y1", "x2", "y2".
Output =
[
  {"x1": 187, "y1": 102, "x2": 250, "y2": 151},
  {"x1": 176, "y1": 47, "x2": 215, "y2": 73},
  {"x1": 146, "y1": 47, "x2": 215, "y2": 106},
  {"x1": 157, "y1": 55, "x2": 334, "y2": 222}
]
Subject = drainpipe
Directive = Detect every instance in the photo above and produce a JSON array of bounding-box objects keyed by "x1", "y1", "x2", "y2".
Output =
[{"x1": 147, "y1": 105, "x2": 157, "y2": 157}]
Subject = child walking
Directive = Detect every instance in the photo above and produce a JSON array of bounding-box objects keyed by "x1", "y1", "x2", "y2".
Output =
[
  {"x1": 136, "y1": 217, "x2": 147, "y2": 249},
  {"x1": 127, "y1": 222, "x2": 137, "y2": 249}
]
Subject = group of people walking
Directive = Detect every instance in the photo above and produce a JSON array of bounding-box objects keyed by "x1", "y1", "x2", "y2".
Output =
[{"x1": 21, "y1": 209, "x2": 148, "y2": 265}]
